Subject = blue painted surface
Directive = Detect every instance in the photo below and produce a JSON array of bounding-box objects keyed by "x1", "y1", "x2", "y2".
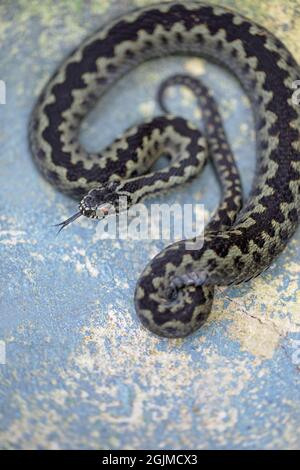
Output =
[{"x1": 0, "y1": 0, "x2": 300, "y2": 450}]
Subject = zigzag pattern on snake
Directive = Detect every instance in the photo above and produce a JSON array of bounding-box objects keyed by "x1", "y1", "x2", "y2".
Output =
[{"x1": 29, "y1": 2, "x2": 300, "y2": 337}]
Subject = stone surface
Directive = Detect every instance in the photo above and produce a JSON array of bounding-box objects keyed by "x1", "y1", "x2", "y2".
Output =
[{"x1": 0, "y1": 0, "x2": 300, "y2": 450}]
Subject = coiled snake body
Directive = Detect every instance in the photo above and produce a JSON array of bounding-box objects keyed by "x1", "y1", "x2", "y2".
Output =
[{"x1": 29, "y1": 2, "x2": 300, "y2": 337}]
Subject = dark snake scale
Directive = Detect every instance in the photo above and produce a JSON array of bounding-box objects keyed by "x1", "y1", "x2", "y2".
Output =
[{"x1": 29, "y1": 2, "x2": 300, "y2": 337}]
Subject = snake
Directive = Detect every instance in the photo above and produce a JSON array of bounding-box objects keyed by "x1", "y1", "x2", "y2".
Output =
[{"x1": 29, "y1": 2, "x2": 300, "y2": 338}]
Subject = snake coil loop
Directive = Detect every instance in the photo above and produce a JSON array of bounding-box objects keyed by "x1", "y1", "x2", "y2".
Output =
[{"x1": 30, "y1": 2, "x2": 300, "y2": 337}]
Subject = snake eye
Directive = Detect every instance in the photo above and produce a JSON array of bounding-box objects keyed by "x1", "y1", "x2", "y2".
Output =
[{"x1": 95, "y1": 203, "x2": 114, "y2": 218}]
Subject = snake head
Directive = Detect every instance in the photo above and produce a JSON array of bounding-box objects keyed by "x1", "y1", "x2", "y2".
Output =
[
  {"x1": 79, "y1": 181, "x2": 123, "y2": 219},
  {"x1": 55, "y1": 181, "x2": 127, "y2": 232}
]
